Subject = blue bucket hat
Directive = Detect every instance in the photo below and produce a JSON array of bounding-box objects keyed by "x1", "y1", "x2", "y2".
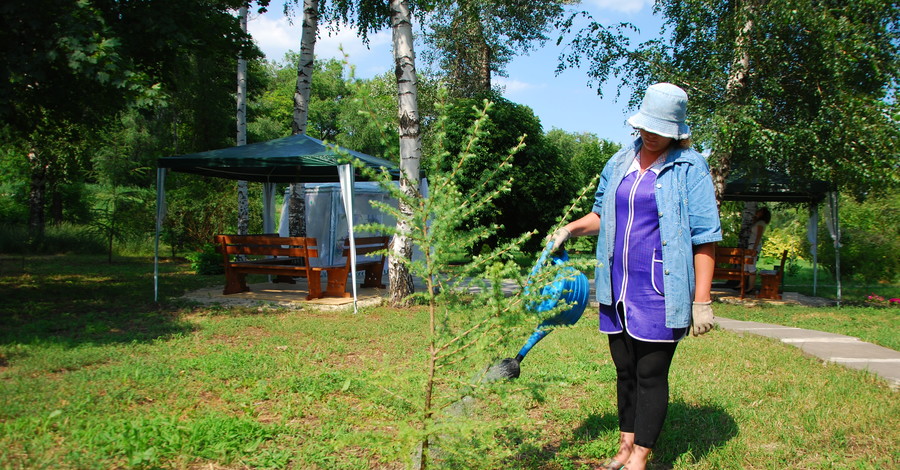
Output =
[{"x1": 626, "y1": 83, "x2": 691, "y2": 140}]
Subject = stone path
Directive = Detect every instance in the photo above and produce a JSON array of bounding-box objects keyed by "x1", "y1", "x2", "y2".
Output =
[{"x1": 716, "y1": 317, "x2": 900, "y2": 390}]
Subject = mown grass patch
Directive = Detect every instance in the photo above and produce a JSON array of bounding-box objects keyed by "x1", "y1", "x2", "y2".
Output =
[{"x1": 1, "y1": 255, "x2": 897, "y2": 468}]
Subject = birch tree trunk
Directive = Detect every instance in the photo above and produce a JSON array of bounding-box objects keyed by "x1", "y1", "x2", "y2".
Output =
[
  {"x1": 288, "y1": 0, "x2": 319, "y2": 237},
  {"x1": 710, "y1": 0, "x2": 758, "y2": 203},
  {"x1": 236, "y1": 4, "x2": 250, "y2": 236},
  {"x1": 27, "y1": 149, "x2": 48, "y2": 243},
  {"x1": 390, "y1": 0, "x2": 420, "y2": 307}
]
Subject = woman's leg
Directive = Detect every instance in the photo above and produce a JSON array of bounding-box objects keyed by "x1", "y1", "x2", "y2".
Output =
[
  {"x1": 607, "y1": 332, "x2": 636, "y2": 465},
  {"x1": 625, "y1": 339, "x2": 678, "y2": 469}
]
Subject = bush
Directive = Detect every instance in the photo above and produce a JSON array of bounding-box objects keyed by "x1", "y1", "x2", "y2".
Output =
[
  {"x1": 816, "y1": 193, "x2": 900, "y2": 284},
  {"x1": 186, "y1": 243, "x2": 224, "y2": 275},
  {"x1": 429, "y1": 94, "x2": 574, "y2": 252}
]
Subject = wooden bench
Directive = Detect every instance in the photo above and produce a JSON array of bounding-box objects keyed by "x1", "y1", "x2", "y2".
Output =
[
  {"x1": 214, "y1": 234, "x2": 390, "y2": 300},
  {"x1": 713, "y1": 246, "x2": 755, "y2": 298},
  {"x1": 319, "y1": 236, "x2": 390, "y2": 297},
  {"x1": 758, "y1": 250, "x2": 788, "y2": 300},
  {"x1": 214, "y1": 234, "x2": 325, "y2": 299}
]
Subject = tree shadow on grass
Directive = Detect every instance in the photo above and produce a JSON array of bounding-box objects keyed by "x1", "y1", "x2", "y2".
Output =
[
  {"x1": 568, "y1": 401, "x2": 738, "y2": 469},
  {"x1": 0, "y1": 256, "x2": 205, "y2": 351}
]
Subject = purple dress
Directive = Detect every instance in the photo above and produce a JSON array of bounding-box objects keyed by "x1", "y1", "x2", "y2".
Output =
[{"x1": 599, "y1": 162, "x2": 688, "y2": 342}]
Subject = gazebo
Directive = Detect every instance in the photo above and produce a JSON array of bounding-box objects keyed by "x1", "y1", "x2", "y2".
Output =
[
  {"x1": 154, "y1": 133, "x2": 400, "y2": 309},
  {"x1": 722, "y1": 167, "x2": 842, "y2": 301}
]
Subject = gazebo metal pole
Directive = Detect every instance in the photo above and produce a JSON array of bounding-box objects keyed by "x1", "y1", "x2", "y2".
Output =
[
  {"x1": 338, "y1": 164, "x2": 359, "y2": 313},
  {"x1": 154, "y1": 168, "x2": 166, "y2": 302},
  {"x1": 809, "y1": 204, "x2": 819, "y2": 296},
  {"x1": 832, "y1": 193, "x2": 841, "y2": 305}
]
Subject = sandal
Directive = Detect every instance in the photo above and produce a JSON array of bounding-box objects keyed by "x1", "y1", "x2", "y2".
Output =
[{"x1": 598, "y1": 459, "x2": 625, "y2": 470}]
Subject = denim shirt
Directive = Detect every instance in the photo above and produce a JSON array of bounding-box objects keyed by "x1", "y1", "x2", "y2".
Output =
[{"x1": 592, "y1": 138, "x2": 722, "y2": 328}]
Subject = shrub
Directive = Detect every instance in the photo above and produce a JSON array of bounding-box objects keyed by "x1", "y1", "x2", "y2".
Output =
[
  {"x1": 186, "y1": 243, "x2": 224, "y2": 275},
  {"x1": 816, "y1": 193, "x2": 900, "y2": 284}
]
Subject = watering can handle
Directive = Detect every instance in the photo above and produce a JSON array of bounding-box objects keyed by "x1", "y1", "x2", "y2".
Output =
[{"x1": 525, "y1": 239, "x2": 564, "y2": 292}]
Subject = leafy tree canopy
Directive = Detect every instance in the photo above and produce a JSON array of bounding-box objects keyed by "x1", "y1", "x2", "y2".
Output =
[
  {"x1": 558, "y1": 0, "x2": 900, "y2": 198},
  {"x1": 418, "y1": 0, "x2": 570, "y2": 97},
  {"x1": 429, "y1": 94, "x2": 574, "y2": 250},
  {"x1": 0, "y1": 0, "x2": 265, "y2": 136}
]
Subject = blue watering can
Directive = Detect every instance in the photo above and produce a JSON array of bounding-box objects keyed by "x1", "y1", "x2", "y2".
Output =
[{"x1": 484, "y1": 240, "x2": 590, "y2": 380}]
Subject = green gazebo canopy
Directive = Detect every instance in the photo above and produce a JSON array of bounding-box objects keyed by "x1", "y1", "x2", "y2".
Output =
[
  {"x1": 157, "y1": 133, "x2": 399, "y2": 183},
  {"x1": 723, "y1": 167, "x2": 834, "y2": 203}
]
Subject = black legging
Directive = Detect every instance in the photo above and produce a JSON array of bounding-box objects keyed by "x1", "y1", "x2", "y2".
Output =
[{"x1": 607, "y1": 331, "x2": 678, "y2": 449}]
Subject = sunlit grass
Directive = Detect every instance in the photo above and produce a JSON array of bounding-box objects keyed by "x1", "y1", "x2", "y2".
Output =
[{"x1": 1, "y1": 255, "x2": 897, "y2": 469}]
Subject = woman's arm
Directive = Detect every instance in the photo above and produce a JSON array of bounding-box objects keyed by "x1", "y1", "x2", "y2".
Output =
[
  {"x1": 693, "y1": 242, "x2": 716, "y2": 302},
  {"x1": 564, "y1": 212, "x2": 601, "y2": 237}
]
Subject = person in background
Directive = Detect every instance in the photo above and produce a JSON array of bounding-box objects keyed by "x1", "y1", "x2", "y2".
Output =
[
  {"x1": 547, "y1": 83, "x2": 722, "y2": 470},
  {"x1": 744, "y1": 206, "x2": 771, "y2": 293}
]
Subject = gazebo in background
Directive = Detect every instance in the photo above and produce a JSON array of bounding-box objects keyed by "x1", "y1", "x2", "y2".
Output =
[
  {"x1": 722, "y1": 167, "x2": 841, "y2": 302},
  {"x1": 155, "y1": 133, "x2": 400, "y2": 310}
]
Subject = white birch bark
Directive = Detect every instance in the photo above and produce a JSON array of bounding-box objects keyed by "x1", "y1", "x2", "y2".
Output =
[
  {"x1": 289, "y1": 0, "x2": 318, "y2": 237},
  {"x1": 236, "y1": 4, "x2": 250, "y2": 236},
  {"x1": 709, "y1": 0, "x2": 757, "y2": 202},
  {"x1": 389, "y1": 0, "x2": 420, "y2": 306}
]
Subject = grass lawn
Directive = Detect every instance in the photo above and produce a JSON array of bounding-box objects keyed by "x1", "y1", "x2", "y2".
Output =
[
  {"x1": 1, "y1": 255, "x2": 897, "y2": 469},
  {"x1": 767, "y1": 256, "x2": 900, "y2": 302}
]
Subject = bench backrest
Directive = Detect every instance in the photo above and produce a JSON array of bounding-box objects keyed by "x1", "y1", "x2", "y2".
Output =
[
  {"x1": 772, "y1": 249, "x2": 788, "y2": 274},
  {"x1": 713, "y1": 246, "x2": 754, "y2": 277},
  {"x1": 214, "y1": 234, "x2": 319, "y2": 260},
  {"x1": 340, "y1": 236, "x2": 389, "y2": 263}
]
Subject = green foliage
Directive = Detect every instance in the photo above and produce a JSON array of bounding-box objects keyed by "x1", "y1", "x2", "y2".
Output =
[
  {"x1": 247, "y1": 56, "x2": 444, "y2": 162},
  {"x1": 544, "y1": 128, "x2": 620, "y2": 212},
  {"x1": 428, "y1": 94, "x2": 575, "y2": 252},
  {"x1": 0, "y1": 181, "x2": 27, "y2": 225},
  {"x1": 0, "y1": 223, "x2": 105, "y2": 255},
  {"x1": 161, "y1": 174, "x2": 266, "y2": 252},
  {"x1": 352, "y1": 98, "x2": 597, "y2": 468},
  {"x1": 816, "y1": 193, "x2": 900, "y2": 284},
  {"x1": 419, "y1": 0, "x2": 569, "y2": 97},
  {"x1": 87, "y1": 184, "x2": 155, "y2": 263},
  {"x1": 559, "y1": 0, "x2": 900, "y2": 197},
  {"x1": 186, "y1": 244, "x2": 225, "y2": 275}
]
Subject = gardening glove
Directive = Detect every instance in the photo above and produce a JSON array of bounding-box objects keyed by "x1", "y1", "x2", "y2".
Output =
[
  {"x1": 691, "y1": 301, "x2": 715, "y2": 336},
  {"x1": 545, "y1": 227, "x2": 571, "y2": 252}
]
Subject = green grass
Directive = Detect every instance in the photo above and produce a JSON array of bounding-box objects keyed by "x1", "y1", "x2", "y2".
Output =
[
  {"x1": 1, "y1": 255, "x2": 898, "y2": 469},
  {"x1": 772, "y1": 256, "x2": 900, "y2": 303}
]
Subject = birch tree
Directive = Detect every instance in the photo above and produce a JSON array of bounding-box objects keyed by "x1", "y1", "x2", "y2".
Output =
[
  {"x1": 558, "y1": 0, "x2": 900, "y2": 200},
  {"x1": 288, "y1": 0, "x2": 320, "y2": 237},
  {"x1": 389, "y1": 0, "x2": 420, "y2": 305},
  {"x1": 237, "y1": 4, "x2": 250, "y2": 236}
]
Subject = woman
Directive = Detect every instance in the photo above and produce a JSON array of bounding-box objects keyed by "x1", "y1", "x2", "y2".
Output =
[
  {"x1": 745, "y1": 207, "x2": 771, "y2": 292},
  {"x1": 548, "y1": 83, "x2": 721, "y2": 470}
]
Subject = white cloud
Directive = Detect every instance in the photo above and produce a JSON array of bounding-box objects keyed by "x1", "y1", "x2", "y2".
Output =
[
  {"x1": 246, "y1": 14, "x2": 296, "y2": 61},
  {"x1": 316, "y1": 28, "x2": 392, "y2": 63},
  {"x1": 247, "y1": 10, "x2": 392, "y2": 67},
  {"x1": 495, "y1": 77, "x2": 542, "y2": 96},
  {"x1": 587, "y1": 0, "x2": 653, "y2": 14}
]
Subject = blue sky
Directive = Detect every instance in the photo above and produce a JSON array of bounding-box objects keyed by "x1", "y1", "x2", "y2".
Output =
[{"x1": 246, "y1": 1, "x2": 666, "y2": 146}]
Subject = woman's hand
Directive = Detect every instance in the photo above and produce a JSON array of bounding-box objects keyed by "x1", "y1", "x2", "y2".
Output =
[
  {"x1": 546, "y1": 227, "x2": 571, "y2": 252},
  {"x1": 691, "y1": 301, "x2": 714, "y2": 336}
]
